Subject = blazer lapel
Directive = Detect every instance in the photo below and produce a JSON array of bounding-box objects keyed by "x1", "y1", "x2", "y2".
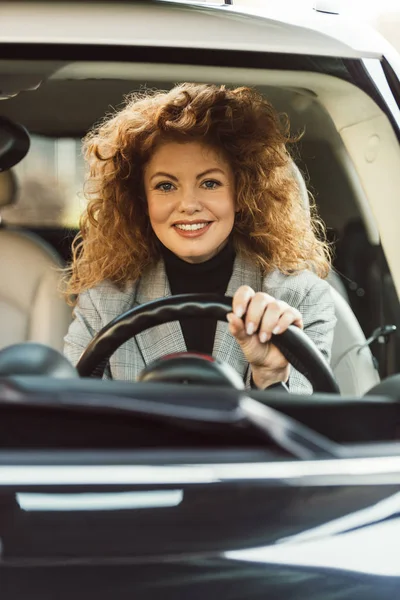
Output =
[
  {"x1": 213, "y1": 253, "x2": 262, "y2": 378},
  {"x1": 133, "y1": 260, "x2": 187, "y2": 367},
  {"x1": 113, "y1": 252, "x2": 262, "y2": 380}
]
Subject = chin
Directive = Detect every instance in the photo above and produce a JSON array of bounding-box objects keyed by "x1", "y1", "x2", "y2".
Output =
[
  {"x1": 183, "y1": 254, "x2": 209, "y2": 264},
  {"x1": 179, "y1": 249, "x2": 213, "y2": 264}
]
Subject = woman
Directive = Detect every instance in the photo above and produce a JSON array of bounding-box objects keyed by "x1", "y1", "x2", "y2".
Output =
[{"x1": 64, "y1": 83, "x2": 336, "y2": 393}]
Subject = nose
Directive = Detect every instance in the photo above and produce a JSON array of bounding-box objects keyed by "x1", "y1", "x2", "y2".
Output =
[{"x1": 177, "y1": 188, "x2": 202, "y2": 214}]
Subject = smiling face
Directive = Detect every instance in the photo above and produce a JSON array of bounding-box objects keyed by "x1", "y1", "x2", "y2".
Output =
[{"x1": 144, "y1": 141, "x2": 236, "y2": 263}]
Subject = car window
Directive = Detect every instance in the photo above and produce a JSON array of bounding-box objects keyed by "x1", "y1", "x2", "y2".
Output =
[{"x1": 1, "y1": 135, "x2": 84, "y2": 227}]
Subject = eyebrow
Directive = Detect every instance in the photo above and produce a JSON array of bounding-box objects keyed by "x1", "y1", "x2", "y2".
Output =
[
  {"x1": 150, "y1": 168, "x2": 226, "y2": 183},
  {"x1": 150, "y1": 171, "x2": 179, "y2": 183}
]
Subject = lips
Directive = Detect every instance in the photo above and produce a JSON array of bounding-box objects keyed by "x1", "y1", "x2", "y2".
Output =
[
  {"x1": 172, "y1": 221, "x2": 213, "y2": 238},
  {"x1": 174, "y1": 222, "x2": 210, "y2": 231}
]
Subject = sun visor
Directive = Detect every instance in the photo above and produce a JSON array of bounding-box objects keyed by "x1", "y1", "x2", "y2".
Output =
[
  {"x1": 0, "y1": 116, "x2": 30, "y2": 172},
  {"x1": 0, "y1": 60, "x2": 68, "y2": 99},
  {"x1": 0, "y1": 74, "x2": 43, "y2": 100}
]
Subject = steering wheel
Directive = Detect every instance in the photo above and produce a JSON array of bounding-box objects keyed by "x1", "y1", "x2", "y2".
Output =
[{"x1": 76, "y1": 294, "x2": 339, "y2": 394}]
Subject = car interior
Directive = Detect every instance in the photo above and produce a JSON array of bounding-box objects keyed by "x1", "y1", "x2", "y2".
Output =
[
  {"x1": 1, "y1": 61, "x2": 399, "y2": 366},
  {"x1": 0, "y1": 56, "x2": 400, "y2": 450}
]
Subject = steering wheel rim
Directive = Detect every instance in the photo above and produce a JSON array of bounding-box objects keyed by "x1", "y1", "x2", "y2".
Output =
[{"x1": 76, "y1": 294, "x2": 339, "y2": 393}]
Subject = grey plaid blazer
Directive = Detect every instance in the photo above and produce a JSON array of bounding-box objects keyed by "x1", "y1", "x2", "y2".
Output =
[{"x1": 64, "y1": 253, "x2": 336, "y2": 394}]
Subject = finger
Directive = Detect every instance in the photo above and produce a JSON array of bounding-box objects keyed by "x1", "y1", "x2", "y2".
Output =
[
  {"x1": 271, "y1": 308, "x2": 303, "y2": 336},
  {"x1": 243, "y1": 292, "x2": 273, "y2": 336},
  {"x1": 232, "y1": 285, "x2": 255, "y2": 319},
  {"x1": 258, "y1": 300, "x2": 286, "y2": 342},
  {"x1": 226, "y1": 312, "x2": 248, "y2": 342}
]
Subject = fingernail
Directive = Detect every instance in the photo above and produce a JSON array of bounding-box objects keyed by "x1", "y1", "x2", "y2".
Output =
[
  {"x1": 272, "y1": 326, "x2": 280, "y2": 335},
  {"x1": 235, "y1": 305, "x2": 244, "y2": 318},
  {"x1": 246, "y1": 322, "x2": 255, "y2": 336},
  {"x1": 259, "y1": 332, "x2": 268, "y2": 343},
  {"x1": 226, "y1": 313, "x2": 233, "y2": 323}
]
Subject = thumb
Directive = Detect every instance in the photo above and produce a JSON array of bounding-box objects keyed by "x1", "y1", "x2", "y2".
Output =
[{"x1": 226, "y1": 312, "x2": 249, "y2": 344}]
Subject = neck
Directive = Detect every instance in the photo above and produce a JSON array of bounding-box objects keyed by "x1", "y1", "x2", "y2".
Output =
[{"x1": 160, "y1": 237, "x2": 234, "y2": 266}]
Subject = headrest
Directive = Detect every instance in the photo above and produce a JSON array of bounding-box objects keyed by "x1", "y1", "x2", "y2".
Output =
[
  {"x1": 0, "y1": 169, "x2": 17, "y2": 208},
  {"x1": 289, "y1": 160, "x2": 310, "y2": 216},
  {"x1": 0, "y1": 343, "x2": 78, "y2": 378},
  {"x1": 0, "y1": 115, "x2": 30, "y2": 172}
]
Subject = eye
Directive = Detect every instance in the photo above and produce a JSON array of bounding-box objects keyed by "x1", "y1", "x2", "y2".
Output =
[
  {"x1": 155, "y1": 182, "x2": 175, "y2": 192},
  {"x1": 202, "y1": 179, "x2": 221, "y2": 190}
]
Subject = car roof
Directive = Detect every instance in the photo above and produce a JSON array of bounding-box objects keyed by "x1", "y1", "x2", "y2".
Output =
[{"x1": 0, "y1": 0, "x2": 387, "y2": 59}]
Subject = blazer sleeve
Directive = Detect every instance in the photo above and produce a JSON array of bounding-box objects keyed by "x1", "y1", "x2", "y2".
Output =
[
  {"x1": 63, "y1": 288, "x2": 112, "y2": 379},
  {"x1": 287, "y1": 278, "x2": 336, "y2": 394},
  {"x1": 247, "y1": 271, "x2": 336, "y2": 395}
]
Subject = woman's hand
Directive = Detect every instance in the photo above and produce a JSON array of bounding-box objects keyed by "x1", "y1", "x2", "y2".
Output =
[{"x1": 227, "y1": 286, "x2": 303, "y2": 389}]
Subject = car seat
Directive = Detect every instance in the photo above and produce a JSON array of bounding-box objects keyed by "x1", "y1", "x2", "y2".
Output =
[
  {"x1": 0, "y1": 170, "x2": 72, "y2": 352},
  {"x1": 291, "y1": 161, "x2": 380, "y2": 395}
]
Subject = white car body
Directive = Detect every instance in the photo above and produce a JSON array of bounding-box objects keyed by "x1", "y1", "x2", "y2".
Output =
[
  {"x1": 1, "y1": 5, "x2": 400, "y2": 598},
  {"x1": 0, "y1": 0, "x2": 395, "y2": 60}
]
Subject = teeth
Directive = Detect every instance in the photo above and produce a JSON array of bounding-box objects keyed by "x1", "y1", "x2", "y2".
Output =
[{"x1": 175, "y1": 222, "x2": 209, "y2": 231}]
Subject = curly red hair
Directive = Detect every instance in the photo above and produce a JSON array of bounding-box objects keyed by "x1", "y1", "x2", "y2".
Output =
[{"x1": 64, "y1": 83, "x2": 330, "y2": 304}]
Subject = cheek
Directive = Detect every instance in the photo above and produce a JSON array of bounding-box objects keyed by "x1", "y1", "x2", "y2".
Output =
[
  {"x1": 147, "y1": 197, "x2": 170, "y2": 226},
  {"x1": 217, "y1": 197, "x2": 236, "y2": 223}
]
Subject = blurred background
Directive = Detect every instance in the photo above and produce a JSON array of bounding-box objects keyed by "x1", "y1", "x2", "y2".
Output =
[{"x1": 233, "y1": 0, "x2": 400, "y2": 53}]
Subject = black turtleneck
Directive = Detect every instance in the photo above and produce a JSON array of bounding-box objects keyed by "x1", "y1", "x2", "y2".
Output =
[{"x1": 161, "y1": 240, "x2": 235, "y2": 354}]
